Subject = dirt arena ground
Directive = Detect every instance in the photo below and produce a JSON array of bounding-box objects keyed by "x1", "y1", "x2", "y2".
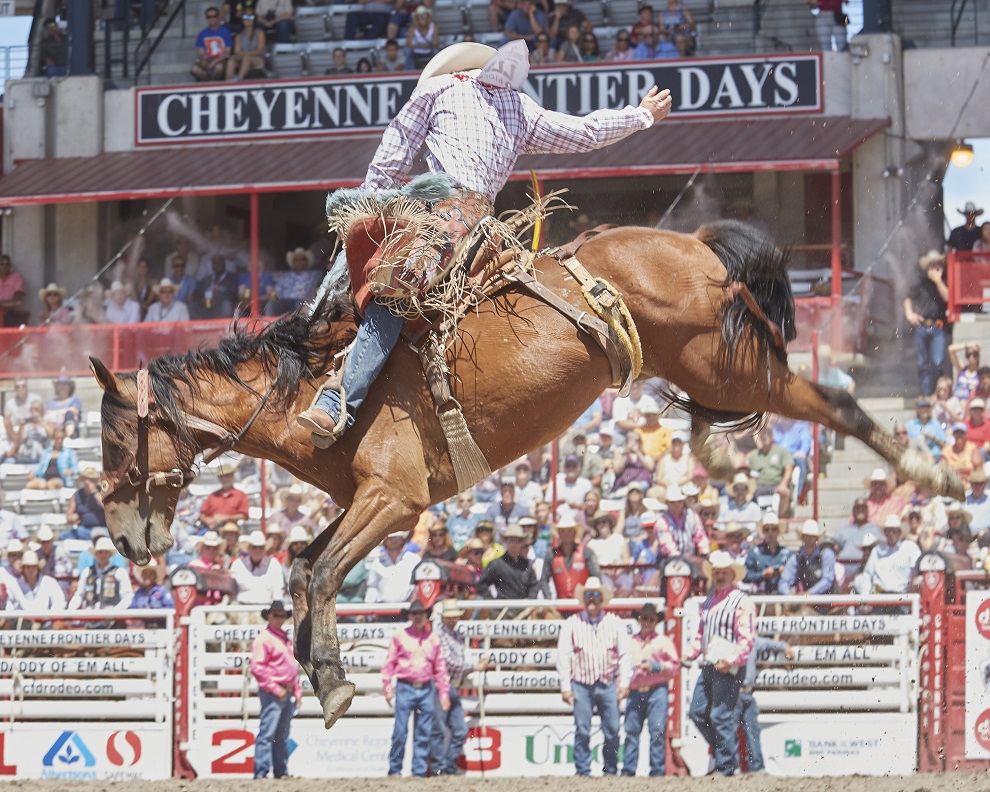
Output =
[{"x1": 9, "y1": 772, "x2": 990, "y2": 792}]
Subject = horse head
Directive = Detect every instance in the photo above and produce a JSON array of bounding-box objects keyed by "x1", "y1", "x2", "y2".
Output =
[{"x1": 90, "y1": 356, "x2": 193, "y2": 564}]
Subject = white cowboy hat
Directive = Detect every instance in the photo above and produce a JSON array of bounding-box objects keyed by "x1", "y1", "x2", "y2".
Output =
[
  {"x1": 20, "y1": 549, "x2": 40, "y2": 566},
  {"x1": 702, "y1": 550, "x2": 745, "y2": 584},
  {"x1": 681, "y1": 482, "x2": 700, "y2": 498},
  {"x1": 198, "y1": 530, "x2": 223, "y2": 547},
  {"x1": 418, "y1": 42, "x2": 497, "y2": 87},
  {"x1": 761, "y1": 512, "x2": 781, "y2": 527},
  {"x1": 918, "y1": 250, "x2": 946, "y2": 270},
  {"x1": 637, "y1": 395, "x2": 662, "y2": 415},
  {"x1": 35, "y1": 525, "x2": 56, "y2": 542},
  {"x1": 555, "y1": 512, "x2": 579, "y2": 530},
  {"x1": 665, "y1": 484, "x2": 686, "y2": 503},
  {"x1": 859, "y1": 531, "x2": 880, "y2": 549},
  {"x1": 439, "y1": 599, "x2": 465, "y2": 618},
  {"x1": 265, "y1": 523, "x2": 286, "y2": 535},
  {"x1": 246, "y1": 530, "x2": 267, "y2": 547},
  {"x1": 882, "y1": 514, "x2": 904, "y2": 531},
  {"x1": 288, "y1": 525, "x2": 311, "y2": 544},
  {"x1": 730, "y1": 471, "x2": 756, "y2": 498},
  {"x1": 946, "y1": 501, "x2": 972, "y2": 525},
  {"x1": 799, "y1": 519, "x2": 825, "y2": 537},
  {"x1": 38, "y1": 282, "x2": 67, "y2": 301},
  {"x1": 574, "y1": 576, "x2": 613, "y2": 605},
  {"x1": 6, "y1": 538, "x2": 23, "y2": 554},
  {"x1": 863, "y1": 467, "x2": 894, "y2": 492},
  {"x1": 286, "y1": 247, "x2": 314, "y2": 267},
  {"x1": 94, "y1": 536, "x2": 117, "y2": 553}
]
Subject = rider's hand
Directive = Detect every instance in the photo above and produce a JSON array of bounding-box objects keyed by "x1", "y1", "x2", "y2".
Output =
[{"x1": 640, "y1": 86, "x2": 672, "y2": 124}]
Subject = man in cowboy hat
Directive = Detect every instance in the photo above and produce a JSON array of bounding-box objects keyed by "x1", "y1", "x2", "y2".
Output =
[
  {"x1": 189, "y1": 530, "x2": 229, "y2": 606},
  {"x1": 251, "y1": 600, "x2": 301, "y2": 779},
  {"x1": 621, "y1": 602, "x2": 678, "y2": 777},
  {"x1": 946, "y1": 520, "x2": 978, "y2": 568},
  {"x1": 229, "y1": 530, "x2": 287, "y2": 605},
  {"x1": 297, "y1": 39, "x2": 672, "y2": 446},
  {"x1": 33, "y1": 524, "x2": 71, "y2": 579},
  {"x1": 904, "y1": 250, "x2": 950, "y2": 398},
  {"x1": 743, "y1": 511, "x2": 792, "y2": 594},
  {"x1": 684, "y1": 550, "x2": 755, "y2": 776},
  {"x1": 906, "y1": 397, "x2": 946, "y2": 463},
  {"x1": 717, "y1": 472, "x2": 762, "y2": 532},
  {"x1": 861, "y1": 514, "x2": 921, "y2": 594},
  {"x1": 382, "y1": 600, "x2": 450, "y2": 776},
  {"x1": 144, "y1": 278, "x2": 190, "y2": 323},
  {"x1": 948, "y1": 201, "x2": 984, "y2": 252},
  {"x1": 477, "y1": 522, "x2": 539, "y2": 602},
  {"x1": 268, "y1": 485, "x2": 315, "y2": 535},
  {"x1": 967, "y1": 466, "x2": 990, "y2": 534},
  {"x1": 268, "y1": 248, "x2": 320, "y2": 316},
  {"x1": 64, "y1": 466, "x2": 105, "y2": 541},
  {"x1": 198, "y1": 462, "x2": 250, "y2": 530},
  {"x1": 778, "y1": 519, "x2": 836, "y2": 596},
  {"x1": 539, "y1": 512, "x2": 599, "y2": 599},
  {"x1": 657, "y1": 483, "x2": 709, "y2": 559},
  {"x1": 68, "y1": 536, "x2": 134, "y2": 610},
  {"x1": 130, "y1": 558, "x2": 175, "y2": 609},
  {"x1": 863, "y1": 466, "x2": 904, "y2": 526},
  {"x1": 833, "y1": 497, "x2": 879, "y2": 580},
  {"x1": 366, "y1": 530, "x2": 420, "y2": 604},
  {"x1": 556, "y1": 576, "x2": 631, "y2": 777},
  {"x1": 430, "y1": 599, "x2": 490, "y2": 774}
]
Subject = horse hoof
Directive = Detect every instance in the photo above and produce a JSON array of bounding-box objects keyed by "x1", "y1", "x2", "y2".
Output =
[
  {"x1": 311, "y1": 432, "x2": 333, "y2": 450},
  {"x1": 321, "y1": 682, "x2": 356, "y2": 729}
]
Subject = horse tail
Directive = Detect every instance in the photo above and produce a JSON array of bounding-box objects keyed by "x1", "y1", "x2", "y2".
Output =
[{"x1": 696, "y1": 219, "x2": 796, "y2": 374}]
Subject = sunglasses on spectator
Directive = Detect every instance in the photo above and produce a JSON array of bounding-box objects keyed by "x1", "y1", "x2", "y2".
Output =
[
  {"x1": 969, "y1": 350, "x2": 980, "y2": 357},
  {"x1": 584, "y1": 592, "x2": 602, "y2": 601},
  {"x1": 468, "y1": 549, "x2": 483, "y2": 555},
  {"x1": 700, "y1": 509, "x2": 716, "y2": 516},
  {"x1": 894, "y1": 429, "x2": 908, "y2": 435},
  {"x1": 243, "y1": 13, "x2": 255, "y2": 18},
  {"x1": 763, "y1": 526, "x2": 779, "y2": 532},
  {"x1": 206, "y1": 12, "x2": 219, "y2": 18}
]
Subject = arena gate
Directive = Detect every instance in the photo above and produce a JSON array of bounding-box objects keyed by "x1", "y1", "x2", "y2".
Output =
[{"x1": 0, "y1": 609, "x2": 174, "y2": 780}]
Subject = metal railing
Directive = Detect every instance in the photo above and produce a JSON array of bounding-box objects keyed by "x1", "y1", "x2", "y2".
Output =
[{"x1": 0, "y1": 45, "x2": 30, "y2": 84}]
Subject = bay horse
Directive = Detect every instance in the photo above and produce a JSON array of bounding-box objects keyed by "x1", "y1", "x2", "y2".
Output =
[{"x1": 92, "y1": 220, "x2": 959, "y2": 729}]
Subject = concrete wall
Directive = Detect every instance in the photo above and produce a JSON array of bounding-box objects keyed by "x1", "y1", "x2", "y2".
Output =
[{"x1": 903, "y1": 47, "x2": 990, "y2": 141}]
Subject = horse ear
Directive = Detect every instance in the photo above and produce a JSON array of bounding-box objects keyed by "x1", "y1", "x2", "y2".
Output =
[{"x1": 90, "y1": 356, "x2": 121, "y2": 395}]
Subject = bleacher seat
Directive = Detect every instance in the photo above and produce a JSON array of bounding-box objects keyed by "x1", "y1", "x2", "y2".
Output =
[
  {"x1": 272, "y1": 45, "x2": 306, "y2": 78},
  {"x1": 604, "y1": 0, "x2": 639, "y2": 27},
  {"x1": 40, "y1": 512, "x2": 67, "y2": 534},
  {"x1": 84, "y1": 411, "x2": 102, "y2": 437},
  {"x1": 576, "y1": 0, "x2": 608, "y2": 28},
  {"x1": 433, "y1": 0, "x2": 468, "y2": 35},
  {"x1": 65, "y1": 437, "x2": 103, "y2": 462},
  {"x1": 465, "y1": 0, "x2": 492, "y2": 35},
  {"x1": 19, "y1": 490, "x2": 64, "y2": 515},
  {"x1": 61, "y1": 538, "x2": 91, "y2": 564},
  {"x1": 188, "y1": 483, "x2": 216, "y2": 498},
  {"x1": 0, "y1": 464, "x2": 33, "y2": 491},
  {"x1": 19, "y1": 513, "x2": 46, "y2": 530},
  {"x1": 305, "y1": 43, "x2": 337, "y2": 74},
  {"x1": 296, "y1": 8, "x2": 331, "y2": 41}
]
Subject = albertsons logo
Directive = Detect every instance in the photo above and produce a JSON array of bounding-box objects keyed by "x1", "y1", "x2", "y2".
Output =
[{"x1": 42, "y1": 731, "x2": 97, "y2": 779}]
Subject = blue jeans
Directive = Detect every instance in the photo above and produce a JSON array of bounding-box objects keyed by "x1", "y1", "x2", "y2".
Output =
[
  {"x1": 913, "y1": 323, "x2": 948, "y2": 397},
  {"x1": 738, "y1": 691, "x2": 764, "y2": 772},
  {"x1": 62, "y1": 525, "x2": 94, "y2": 542},
  {"x1": 688, "y1": 665, "x2": 742, "y2": 776},
  {"x1": 344, "y1": 10, "x2": 389, "y2": 38},
  {"x1": 254, "y1": 689, "x2": 294, "y2": 778},
  {"x1": 621, "y1": 684, "x2": 668, "y2": 776},
  {"x1": 266, "y1": 18, "x2": 295, "y2": 42},
  {"x1": 572, "y1": 680, "x2": 620, "y2": 776},
  {"x1": 389, "y1": 680, "x2": 435, "y2": 776},
  {"x1": 430, "y1": 687, "x2": 467, "y2": 774},
  {"x1": 315, "y1": 299, "x2": 404, "y2": 428}
]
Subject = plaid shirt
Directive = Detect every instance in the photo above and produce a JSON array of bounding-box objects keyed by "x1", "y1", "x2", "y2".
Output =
[
  {"x1": 438, "y1": 622, "x2": 474, "y2": 684},
  {"x1": 363, "y1": 72, "x2": 655, "y2": 201}
]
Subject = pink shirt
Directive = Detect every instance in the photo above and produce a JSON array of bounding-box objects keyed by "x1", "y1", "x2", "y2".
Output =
[
  {"x1": 628, "y1": 630, "x2": 679, "y2": 690},
  {"x1": 0, "y1": 272, "x2": 25, "y2": 301},
  {"x1": 251, "y1": 625, "x2": 302, "y2": 700},
  {"x1": 381, "y1": 624, "x2": 450, "y2": 699}
]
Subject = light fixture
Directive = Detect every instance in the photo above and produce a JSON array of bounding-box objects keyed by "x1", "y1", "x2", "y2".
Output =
[{"x1": 951, "y1": 139, "x2": 974, "y2": 168}]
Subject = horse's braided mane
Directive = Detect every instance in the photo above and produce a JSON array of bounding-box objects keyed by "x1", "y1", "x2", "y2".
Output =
[{"x1": 115, "y1": 295, "x2": 357, "y2": 447}]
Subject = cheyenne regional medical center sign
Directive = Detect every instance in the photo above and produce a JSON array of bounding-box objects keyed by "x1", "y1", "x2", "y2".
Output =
[{"x1": 135, "y1": 53, "x2": 821, "y2": 145}]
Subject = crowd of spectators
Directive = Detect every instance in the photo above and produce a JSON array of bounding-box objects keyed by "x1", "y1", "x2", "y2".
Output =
[
  {"x1": 186, "y1": 0, "x2": 704, "y2": 82},
  {"x1": 3, "y1": 363, "x2": 986, "y2": 616}
]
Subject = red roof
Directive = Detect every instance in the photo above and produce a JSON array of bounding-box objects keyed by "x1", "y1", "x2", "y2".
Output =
[{"x1": 0, "y1": 115, "x2": 889, "y2": 205}]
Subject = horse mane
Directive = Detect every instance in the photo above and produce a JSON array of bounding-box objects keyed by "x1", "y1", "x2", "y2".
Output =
[
  {"x1": 124, "y1": 295, "x2": 357, "y2": 447},
  {"x1": 660, "y1": 220, "x2": 795, "y2": 432}
]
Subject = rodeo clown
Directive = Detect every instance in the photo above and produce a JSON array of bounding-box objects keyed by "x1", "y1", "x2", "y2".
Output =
[{"x1": 297, "y1": 40, "x2": 672, "y2": 446}]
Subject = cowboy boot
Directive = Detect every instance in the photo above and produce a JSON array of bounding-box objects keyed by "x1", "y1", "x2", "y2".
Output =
[{"x1": 297, "y1": 365, "x2": 348, "y2": 449}]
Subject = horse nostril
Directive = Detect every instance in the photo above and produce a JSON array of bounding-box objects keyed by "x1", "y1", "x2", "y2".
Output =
[{"x1": 115, "y1": 535, "x2": 131, "y2": 559}]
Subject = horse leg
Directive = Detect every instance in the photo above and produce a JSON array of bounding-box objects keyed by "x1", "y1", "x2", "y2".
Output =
[
  {"x1": 760, "y1": 360, "x2": 964, "y2": 501},
  {"x1": 689, "y1": 417, "x2": 736, "y2": 481},
  {"x1": 290, "y1": 511, "x2": 344, "y2": 681},
  {"x1": 307, "y1": 484, "x2": 426, "y2": 729}
]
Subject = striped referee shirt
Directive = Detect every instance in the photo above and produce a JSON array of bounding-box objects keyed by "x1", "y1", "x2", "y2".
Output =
[
  {"x1": 363, "y1": 72, "x2": 655, "y2": 202},
  {"x1": 556, "y1": 611, "x2": 632, "y2": 693},
  {"x1": 686, "y1": 586, "x2": 756, "y2": 669}
]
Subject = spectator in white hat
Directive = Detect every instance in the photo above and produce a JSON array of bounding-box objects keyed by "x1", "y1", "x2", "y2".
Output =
[
  {"x1": 69, "y1": 536, "x2": 134, "y2": 610},
  {"x1": 684, "y1": 550, "x2": 755, "y2": 776},
  {"x1": 778, "y1": 520, "x2": 836, "y2": 595},
  {"x1": 863, "y1": 467, "x2": 904, "y2": 526},
  {"x1": 104, "y1": 280, "x2": 141, "y2": 324},
  {"x1": 34, "y1": 524, "x2": 72, "y2": 579},
  {"x1": 76, "y1": 527, "x2": 129, "y2": 574},
  {"x1": 285, "y1": 525, "x2": 312, "y2": 568},
  {"x1": 6, "y1": 549, "x2": 66, "y2": 612},
  {"x1": 654, "y1": 429, "x2": 694, "y2": 489},
  {"x1": 268, "y1": 485, "x2": 315, "y2": 536},
  {"x1": 144, "y1": 278, "x2": 190, "y2": 323},
  {"x1": 635, "y1": 395, "x2": 672, "y2": 461},
  {"x1": 131, "y1": 559, "x2": 175, "y2": 609},
  {"x1": 540, "y1": 512, "x2": 600, "y2": 599},
  {"x1": 717, "y1": 472, "x2": 762, "y2": 531},
  {"x1": 190, "y1": 530, "x2": 228, "y2": 606},
  {"x1": 860, "y1": 514, "x2": 920, "y2": 594},
  {"x1": 229, "y1": 530, "x2": 287, "y2": 605},
  {"x1": 657, "y1": 484, "x2": 709, "y2": 559},
  {"x1": 366, "y1": 531, "x2": 420, "y2": 604}
]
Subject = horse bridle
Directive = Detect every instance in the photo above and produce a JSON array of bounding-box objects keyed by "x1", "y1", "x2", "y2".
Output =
[{"x1": 101, "y1": 368, "x2": 273, "y2": 501}]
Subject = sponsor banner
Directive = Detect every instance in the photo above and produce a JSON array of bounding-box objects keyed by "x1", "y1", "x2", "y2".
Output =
[
  {"x1": 0, "y1": 629, "x2": 169, "y2": 648},
  {"x1": 0, "y1": 724, "x2": 170, "y2": 780},
  {"x1": 754, "y1": 615, "x2": 912, "y2": 636},
  {"x1": 456, "y1": 618, "x2": 638, "y2": 640},
  {"x1": 135, "y1": 53, "x2": 821, "y2": 145},
  {"x1": 187, "y1": 716, "x2": 651, "y2": 778},
  {"x1": 760, "y1": 644, "x2": 900, "y2": 665},
  {"x1": 966, "y1": 590, "x2": 990, "y2": 758}
]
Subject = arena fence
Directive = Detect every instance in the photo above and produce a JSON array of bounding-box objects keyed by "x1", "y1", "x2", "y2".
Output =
[
  {"x1": 0, "y1": 610, "x2": 174, "y2": 780},
  {"x1": 2, "y1": 568, "x2": 990, "y2": 778},
  {"x1": 947, "y1": 251, "x2": 990, "y2": 322}
]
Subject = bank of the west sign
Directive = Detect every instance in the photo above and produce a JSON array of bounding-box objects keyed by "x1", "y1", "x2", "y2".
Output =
[{"x1": 135, "y1": 53, "x2": 820, "y2": 145}]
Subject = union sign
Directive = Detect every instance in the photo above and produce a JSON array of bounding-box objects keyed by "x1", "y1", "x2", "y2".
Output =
[{"x1": 135, "y1": 53, "x2": 821, "y2": 146}]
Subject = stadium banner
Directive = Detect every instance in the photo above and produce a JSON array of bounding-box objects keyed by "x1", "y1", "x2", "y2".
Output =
[
  {"x1": 966, "y1": 590, "x2": 990, "y2": 758},
  {"x1": 184, "y1": 715, "x2": 654, "y2": 777},
  {"x1": 135, "y1": 53, "x2": 822, "y2": 145},
  {"x1": 0, "y1": 723, "x2": 170, "y2": 780}
]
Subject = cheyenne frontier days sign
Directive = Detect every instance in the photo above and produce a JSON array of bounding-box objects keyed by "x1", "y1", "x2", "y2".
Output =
[{"x1": 136, "y1": 53, "x2": 821, "y2": 145}]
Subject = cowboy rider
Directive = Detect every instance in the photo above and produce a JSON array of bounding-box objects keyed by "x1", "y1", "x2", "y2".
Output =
[{"x1": 297, "y1": 40, "x2": 672, "y2": 446}]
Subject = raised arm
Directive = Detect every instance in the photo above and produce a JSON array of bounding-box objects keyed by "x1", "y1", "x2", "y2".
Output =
[{"x1": 362, "y1": 85, "x2": 440, "y2": 191}]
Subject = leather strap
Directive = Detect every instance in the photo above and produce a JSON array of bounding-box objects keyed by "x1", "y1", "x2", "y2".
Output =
[{"x1": 507, "y1": 268, "x2": 626, "y2": 387}]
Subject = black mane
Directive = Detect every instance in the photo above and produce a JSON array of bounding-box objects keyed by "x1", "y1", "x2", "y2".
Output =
[{"x1": 118, "y1": 296, "x2": 356, "y2": 448}]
